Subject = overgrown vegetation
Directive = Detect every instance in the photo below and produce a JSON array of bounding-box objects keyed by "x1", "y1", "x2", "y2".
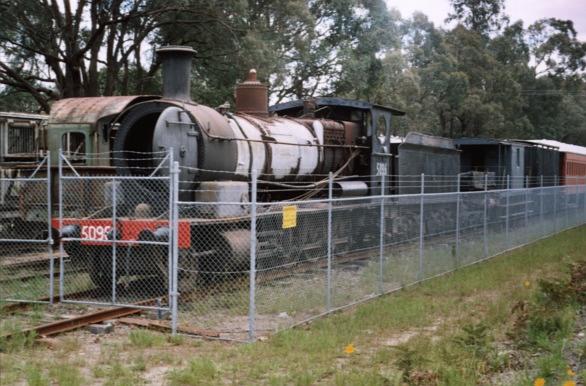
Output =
[{"x1": 0, "y1": 226, "x2": 584, "y2": 385}]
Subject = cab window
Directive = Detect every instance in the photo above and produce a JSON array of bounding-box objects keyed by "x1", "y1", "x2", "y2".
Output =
[
  {"x1": 62, "y1": 132, "x2": 86, "y2": 161},
  {"x1": 376, "y1": 116, "x2": 387, "y2": 138}
]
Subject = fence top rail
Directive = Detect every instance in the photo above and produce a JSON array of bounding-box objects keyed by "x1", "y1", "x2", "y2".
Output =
[
  {"x1": 175, "y1": 183, "x2": 586, "y2": 207},
  {"x1": 60, "y1": 175, "x2": 170, "y2": 181},
  {"x1": 0, "y1": 177, "x2": 49, "y2": 182}
]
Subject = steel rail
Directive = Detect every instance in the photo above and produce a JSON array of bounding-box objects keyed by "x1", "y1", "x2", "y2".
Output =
[{"x1": 1, "y1": 299, "x2": 158, "y2": 340}]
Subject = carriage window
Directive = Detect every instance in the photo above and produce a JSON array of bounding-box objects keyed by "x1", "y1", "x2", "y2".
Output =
[
  {"x1": 376, "y1": 116, "x2": 387, "y2": 138},
  {"x1": 62, "y1": 132, "x2": 86, "y2": 160},
  {"x1": 7, "y1": 124, "x2": 36, "y2": 155},
  {"x1": 516, "y1": 149, "x2": 520, "y2": 167}
]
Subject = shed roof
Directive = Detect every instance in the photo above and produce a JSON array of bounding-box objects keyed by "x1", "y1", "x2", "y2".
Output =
[{"x1": 0, "y1": 112, "x2": 48, "y2": 120}]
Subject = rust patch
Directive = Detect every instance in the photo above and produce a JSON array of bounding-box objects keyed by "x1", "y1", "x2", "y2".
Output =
[{"x1": 49, "y1": 96, "x2": 158, "y2": 125}]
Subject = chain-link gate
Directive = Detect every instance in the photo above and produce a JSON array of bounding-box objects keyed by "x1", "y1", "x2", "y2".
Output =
[
  {"x1": 56, "y1": 150, "x2": 176, "y2": 316},
  {"x1": 0, "y1": 154, "x2": 54, "y2": 304}
]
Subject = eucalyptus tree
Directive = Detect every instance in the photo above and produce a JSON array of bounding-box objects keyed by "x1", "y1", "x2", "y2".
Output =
[{"x1": 0, "y1": 0, "x2": 179, "y2": 112}]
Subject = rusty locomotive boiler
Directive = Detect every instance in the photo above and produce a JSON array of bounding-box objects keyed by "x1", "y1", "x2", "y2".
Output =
[{"x1": 114, "y1": 46, "x2": 377, "y2": 203}]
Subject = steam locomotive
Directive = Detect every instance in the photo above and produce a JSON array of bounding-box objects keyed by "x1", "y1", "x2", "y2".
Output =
[{"x1": 49, "y1": 46, "x2": 466, "y2": 287}]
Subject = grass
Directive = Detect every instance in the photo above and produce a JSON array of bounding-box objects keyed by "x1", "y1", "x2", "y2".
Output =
[
  {"x1": 127, "y1": 329, "x2": 166, "y2": 348},
  {"x1": 0, "y1": 225, "x2": 584, "y2": 385}
]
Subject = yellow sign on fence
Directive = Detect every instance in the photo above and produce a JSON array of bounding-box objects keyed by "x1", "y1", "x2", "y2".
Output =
[{"x1": 282, "y1": 205, "x2": 297, "y2": 229}]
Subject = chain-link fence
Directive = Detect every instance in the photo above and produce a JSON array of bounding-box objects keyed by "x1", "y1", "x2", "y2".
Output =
[
  {"x1": 0, "y1": 155, "x2": 54, "y2": 304},
  {"x1": 174, "y1": 174, "x2": 586, "y2": 341},
  {"x1": 2, "y1": 154, "x2": 586, "y2": 342}
]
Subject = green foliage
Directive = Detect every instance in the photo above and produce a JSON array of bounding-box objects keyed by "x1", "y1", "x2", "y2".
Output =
[
  {"x1": 127, "y1": 329, "x2": 166, "y2": 348},
  {"x1": 24, "y1": 365, "x2": 48, "y2": 386},
  {"x1": 453, "y1": 322, "x2": 491, "y2": 358},
  {"x1": 47, "y1": 364, "x2": 85, "y2": 386},
  {"x1": 392, "y1": 345, "x2": 428, "y2": 382},
  {"x1": 168, "y1": 358, "x2": 218, "y2": 385},
  {"x1": 0, "y1": 322, "x2": 36, "y2": 353},
  {"x1": 509, "y1": 261, "x2": 583, "y2": 357},
  {"x1": 447, "y1": 0, "x2": 508, "y2": 35}
]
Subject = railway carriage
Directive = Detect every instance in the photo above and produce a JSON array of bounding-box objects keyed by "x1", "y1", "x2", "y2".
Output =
[
  {"x1": 528, "y1": 139, "x2": 586, "y2": 185},
  {"x1": 0, "y1": 112, "x2": 48, "y2": 240}
]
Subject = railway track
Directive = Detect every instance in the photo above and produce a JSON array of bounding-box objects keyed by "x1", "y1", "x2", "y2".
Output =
[{"x1": 1, "y1": 299, "x2": 157, "y2": 341}]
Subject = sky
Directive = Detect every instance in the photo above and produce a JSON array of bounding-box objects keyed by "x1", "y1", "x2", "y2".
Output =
[{"x1": 385, "y1": 0, "x2": 586, "y2": 40}]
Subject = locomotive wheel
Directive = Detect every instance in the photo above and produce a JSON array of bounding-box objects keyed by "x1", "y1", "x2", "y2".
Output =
[{"x1": 332, "y1": 219, "x2": 351, "y2": 254}]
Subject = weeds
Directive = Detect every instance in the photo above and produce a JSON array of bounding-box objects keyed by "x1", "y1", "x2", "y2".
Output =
[
  {"x1": 168, "y1": 358, "x2": 218, "y2": 385},
  {"x1": 507, "y1": 260, "x2": 585, "y2": 384},
  {"x1": 48, "y1": 364, "x2": 85, "y2": 386},
  {"x1": 127, "y1": 329, "x2": 166, "y2": 348},
  {"x1": 0, "y1": 322, "x2": 36, "y2": 353},
  {"x1": 392, "y1": 345, "x2": 429, "y2": 383},
  {"x1": 453, "y1": 322, "x2": 491, "y2": 358},
  {"x1": 24, "y1": 365, "x2": 48, "y2": 386}
]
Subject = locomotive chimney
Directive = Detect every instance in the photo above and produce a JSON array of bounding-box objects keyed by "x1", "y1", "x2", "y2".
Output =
[
  {"x1": 157, "y1": 45, "x2": 196, "y2": 101},
  {"x1": 235, "y1": 69, "x2": 269, "y2": 116}
]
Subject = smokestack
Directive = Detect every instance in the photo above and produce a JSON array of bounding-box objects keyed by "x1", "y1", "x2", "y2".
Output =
[
  {"x1": 157, "y1": 45, "x2": 195, "y2": 101},
  {"x1": 235, "y1": 69, "x2": 269, "y2": 116}
]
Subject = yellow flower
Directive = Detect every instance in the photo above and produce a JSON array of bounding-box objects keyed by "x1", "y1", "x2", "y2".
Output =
[
  {"x1": 343, "y1": 344, "x2": 355, "y2": 355},
  {"x1": 566, "y1": 367, "x2": 576, "y2": 377},
  {"x1": 562, "y1": 381, "x2": 576, "y2": 386},
  {"x1": 523, "y1": 280, "x2": 531, "y2": 288},
  {"x1": 533, "y1": 377, "x2": 545, "y2": 386}
]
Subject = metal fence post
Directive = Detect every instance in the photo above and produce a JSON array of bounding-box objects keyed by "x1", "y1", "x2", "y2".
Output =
[
  {"x1": 505, "y1": 175, "x2": 511, "y2": 248},
  {"x1": 524, "y1": 176, "x2": 529, "y2": 241},
  {"x1": 483, "y1": 173, "x2": 488, "y2": 257},
  {"x1": 378, "y1": 174, "x2": 385, "y2": 294},
  {"x1": 170, "y1": 160, "x2": 180, "y2": 335},
  {"x1": 248, "y1": 170, "x2": 258, "y2": 341},
  {"x1": 540, "y1": 176, "x2": 544, "y2": 237},
  {"x1": 564, "y1": 177, "x2": 568, "y2": 229},
  {"x1": 167, "y1": 149, "x2": 174, "y2": 308},
  {"x1": 582, "y1": 177, "x2": 586, "y2": 224},
  {"x1": 455, "y1": 173, "x2": 461, "y2": 267},
  {"x1": 326, "y1": 172, "x2": 333, "y2": 311},
  {"x1": 418, "y1": 173, "x2": 424, "y2": 280},
  {"x1": 553, "y1": 175, "x2": 558, "y2": 233},
  {"x1": 111, "y1": 177, "x2": 117, "y2": 304},
  {"x1": 58, "y1": 148, "x2": 64, "y2": 302},
  {"x1": 46, "y1": 152, "x2": 54, "y2": 304}
]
